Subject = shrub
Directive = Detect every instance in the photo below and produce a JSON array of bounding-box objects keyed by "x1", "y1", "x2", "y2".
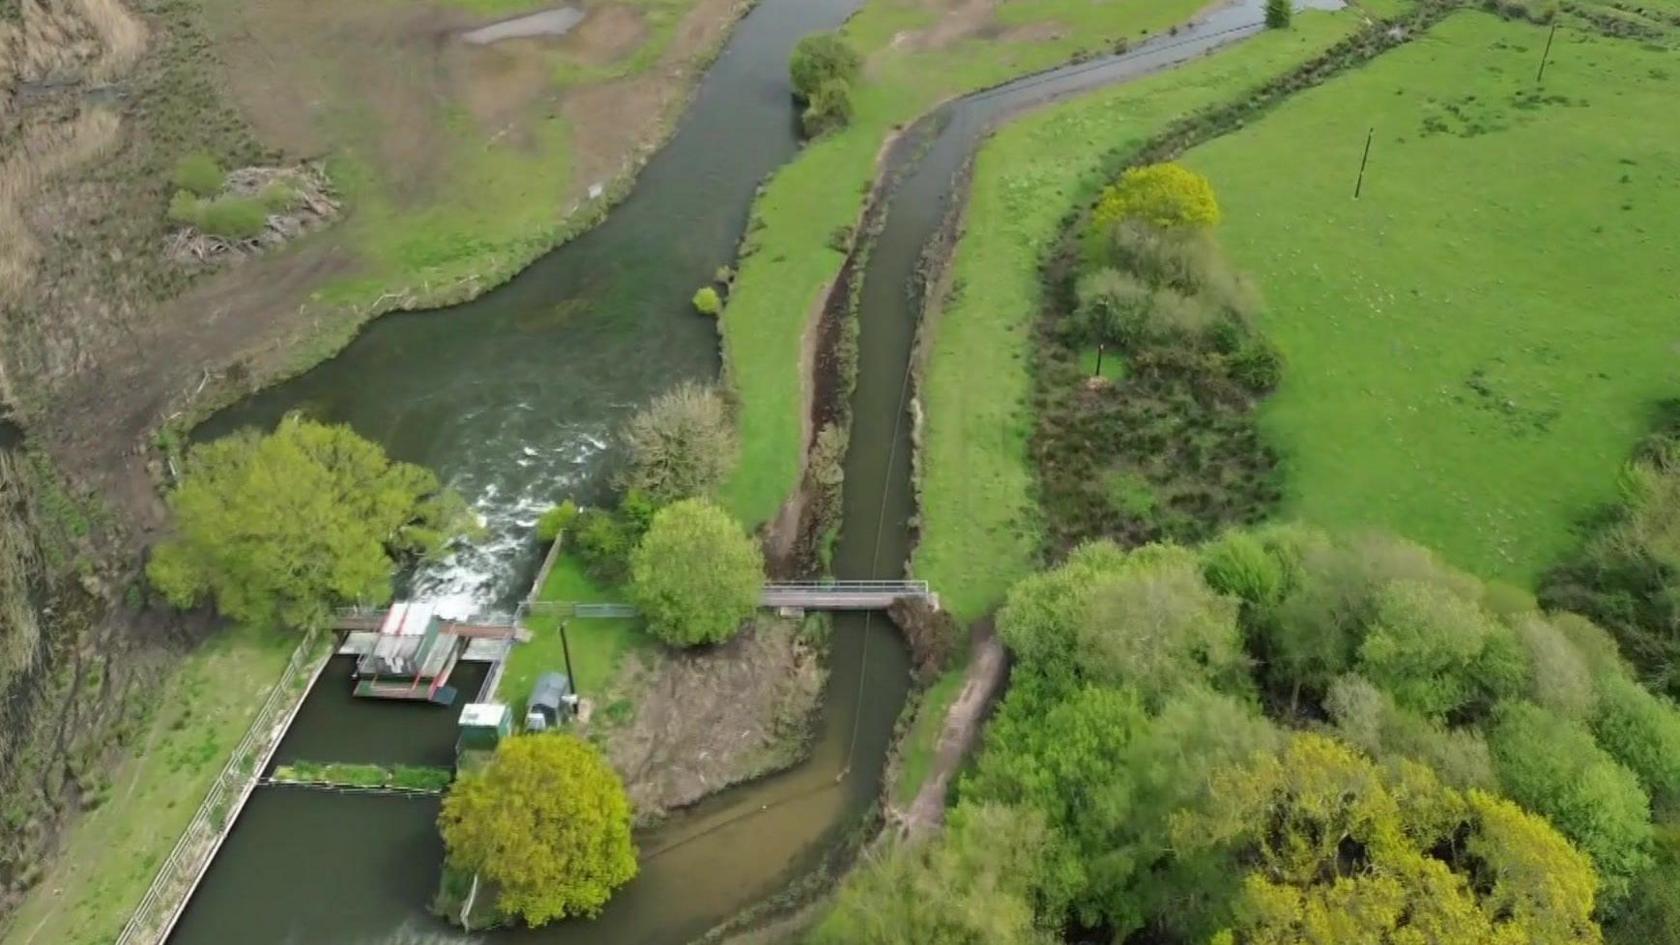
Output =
[
  {"x1": 258, "y1": 182, "x2": 299, "y2": 211},
  {"x1": 1326, "y1": 674, "x2": 1497, "y2": 789},
  {"x1": 1092, "y1": 163, "x2": 1221, "y2": 231},
  {"x1": 1357, "y1": 580, "x2": 1527, "y2": 720},
  {"x1": 168, "y1": 190, "x2": 204, "y2": 227},
  {"x1": 535, "y1": 501, "x2": 579, "y2": 543},
  {"x1": 1513, "y1": 613, "x2": 1596, "y2": 719},
  {"x1": 1488, "y1": 700, "x2": 1654, "y2": 900},
  {"x1": 801, "y1": 77, "x2": 854, "y2": 136},
  {"x1": 1265, "y1": 0, "x2": 1293, "y2": 28},
  {"x1": 1070, "y1": 268, "x2": 1152, "y2": 347},
  {"x1": 439, "y1": 734, "x2": 636, "y2": 924},
  {"x1": 789, "y1": 32, "x2": 860, "y2": 100},
  {"x1": 1228, "y1": 338, "x2": 1284, "y2": 392},
  {"x1": 1200, "y1": 530, "x2": 1286, "y2": 608},
  {"x1": 618, "y1": 381, "x2": 736, "y2": 503},
  {"x1": 172, "y1": 152, "x2": 224, "y2": 197},
  {"x1": 1591, "y1": 671, "x2": 1680, "y2": 812},
  {"x1": 198, "y1": 197, "x2": 269, "y2": 240},
  {"x1": 691, "y1": 285, "x2": 722, "y2": 316},
  {"x1": 628, "y1": 499, "x2": 763, "y2": 647},
  {"x1": 572, "y1": 508, "x2": 635, "y2": 582}
]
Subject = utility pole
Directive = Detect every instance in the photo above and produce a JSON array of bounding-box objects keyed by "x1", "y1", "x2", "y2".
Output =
[
  {"x1": 1093, "y1": 343, "x2": 1105, "y2": 379},
  {"x1": 1354, "y1": 127, "x2": 1374, "y2": 199},
  {"x1": 1536, "y1": 22, "x2": 1558, "y2": 83},
  {"x1": 560, "y1": 619, "x2": 578, "y2": 718}
]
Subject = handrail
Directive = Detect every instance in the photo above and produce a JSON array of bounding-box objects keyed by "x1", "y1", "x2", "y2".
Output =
[{"x1": 114, "y1": 635, "x2": 329, "y2": 945}]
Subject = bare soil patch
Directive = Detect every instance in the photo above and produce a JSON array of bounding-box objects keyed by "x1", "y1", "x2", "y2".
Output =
[
  {"x1": 599, "y1": 618, "x2": 825, "y2": 824},
  {"x1": 558, "y1": 4, "x2": 648, "y2": 65}
]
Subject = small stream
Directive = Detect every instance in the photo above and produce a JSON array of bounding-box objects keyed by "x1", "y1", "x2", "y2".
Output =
[{"x1": 172, "y1": 1, "x2": 1286, "y2": 943}]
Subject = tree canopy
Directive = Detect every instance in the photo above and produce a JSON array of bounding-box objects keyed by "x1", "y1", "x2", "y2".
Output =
[
  {"x1": 628, "y1": 498, "x2": 763, "y2": 646},
  {"x1": 1093, "y1": 163, "x2": 1222, "y2": 230},
  {"x1": 789, "y1": 32, "x2": 860, "y2": 100},
  {"x1": 618, "y1": 381, "x2": 737, "y2": 503},
  {"x1": 438, "y1": 734, "x2": 637, "y2": 925},
  {"x1": 147, "y1": 416, "x2": 471, "y2": 629}
]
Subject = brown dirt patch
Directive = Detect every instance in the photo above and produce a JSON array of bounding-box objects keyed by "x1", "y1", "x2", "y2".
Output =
[
  {"x1": 901, "y1": 618, "x2": 1006, "y2": 837},
  {"x1": 558, "y1": 4, "x2": 648, "y2": 66},
  {"x1": 597, "y1": 619, "x2": 824, "y2": 825}
]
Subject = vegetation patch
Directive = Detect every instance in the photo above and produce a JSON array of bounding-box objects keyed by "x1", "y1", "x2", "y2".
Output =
[
  {"x1": 1176, "y1": 10, "x2": 1680, "y2": 583},
  {"x1": 272, "y1": 760, "x2": 453, "y2": 792}
]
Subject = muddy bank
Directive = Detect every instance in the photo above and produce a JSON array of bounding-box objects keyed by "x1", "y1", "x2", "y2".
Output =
[{"x1": 603, "y1": 618, "x2": 827, "y2": 826}]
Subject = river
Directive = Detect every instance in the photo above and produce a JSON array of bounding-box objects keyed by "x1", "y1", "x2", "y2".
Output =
[{"x1": 174, "y1": 0, "x2": 1288, "y2": 942}]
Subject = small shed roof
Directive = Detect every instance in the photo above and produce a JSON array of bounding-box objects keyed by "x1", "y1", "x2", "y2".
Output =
[{"x1": 459, "y1": 703, "x2": 509, "y2": 728}]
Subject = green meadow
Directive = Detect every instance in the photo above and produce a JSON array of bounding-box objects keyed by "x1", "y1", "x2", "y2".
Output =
[{"x1": 1181, "y1": 10, "x2": 1680, "y2": 584}]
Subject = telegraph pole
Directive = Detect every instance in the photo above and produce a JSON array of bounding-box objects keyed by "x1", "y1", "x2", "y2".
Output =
[
  {"x1": 1354, "y1": 127, "x2": 1374, "y2": 199},
  {"x1": 560, "y1": 619, "x2": 578, "y2": 717},
  {"x1": 1536, "y1": 23, "x2": 1558, "y2": 83}
]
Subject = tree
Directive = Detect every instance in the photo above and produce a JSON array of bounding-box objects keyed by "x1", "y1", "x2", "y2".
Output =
[
  {"x1": 1515, "y1": 612, "x2": 1597, "y2": 719},
  {"x1": 438, "y1": 734, "x2": 637, "y2": 925},
  {"x1": 628, "y1": 498, "x2": 763, "y2": 646},
  {"x1": 1356, "y1": 580, "x2": 1527, "y2": 720},
  {"x1": 810, "y1": 803, "x2": 1059, "y2": 945},
  {"x1": 618, "y1": 382, "x2": 737, "y2": 503},
  {"x1": 1326, "y1": 674, "x2": 1497, "y2": 790},
  {"x1": 691, "y1": 285, "x2": 722, "y2": 316},
  {"x1": 802, "y1": 77, "x2": 855, "y2": 136},
  {"x1": 148, "y1": 416, "x2": 471, "y2": 630},
  {"x1": 1093, "y1": 163, "x2": 1221, "y2": 231},
  {"x1": 789, "y1": 32, "x2": 860, "y2": 100},
  {"x1": 535, "y1": 500, "x2": 578, "y2": 543},
  {"x1": 1265, "y1": 0, "x2": 1293, "y2": 28},
  {"x1": 1590, "y1": 670, "x2": 1680, "y2": 812},
  {"x1": 1175, "y1": 734, "x2": 1603, "y2": 945},
  {"x1": 1068, "y1": 268, "x2": 1152, "y2": 347},
  {"x1": 1488, "y1": 700, "x2": 1654, "y2": 900}
]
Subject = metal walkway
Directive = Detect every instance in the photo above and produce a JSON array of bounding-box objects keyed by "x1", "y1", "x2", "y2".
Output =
[{"x1": 525, "y1": 581, "x2": 934, "y2": 618}]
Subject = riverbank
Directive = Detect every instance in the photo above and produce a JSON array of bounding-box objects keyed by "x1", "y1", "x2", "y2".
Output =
[{"x1": 717, "y1": 0, "x2": 1215, "y2": 531}]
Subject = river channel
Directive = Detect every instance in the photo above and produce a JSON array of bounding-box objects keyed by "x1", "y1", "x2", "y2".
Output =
[{"x1": 174, "y1": 0, "x2": 1285, "y2": 943}]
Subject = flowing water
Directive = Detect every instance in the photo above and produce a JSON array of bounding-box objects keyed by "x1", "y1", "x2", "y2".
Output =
[{"x1": 174, "y1": 0, "x2": 1294, "y2": 942}]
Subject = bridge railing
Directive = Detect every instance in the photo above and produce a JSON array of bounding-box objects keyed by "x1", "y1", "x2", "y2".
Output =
[{"x1": 762, "y1": 580, "x2": 930, "y2": 593}]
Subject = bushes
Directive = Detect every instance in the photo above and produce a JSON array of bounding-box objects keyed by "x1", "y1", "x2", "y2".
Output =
[
  {"x1": 1542, "y1": 413, "x2": 1680, "y2": 697},
  {"x1": 618, "y1": 382, "x2": 737, "y2": 503},
  {"x1": 1265, "y1": 0, "x2": 1293, "y2": 28},
  {"x1": 172, "y1": 152, "x2": 224, "y2": 197},
  {"x1": 1355, "y1": 579, "x2": 1526, "y2": 720},
  {"x1": 692, "y1": 286, "x2": 722, "y2": 316},
  {"x1": 535, "y1": 501, "x2": 578, "y2": 543},
  {"x1": 789, "y1": 32, "x2": 860, "y2": 136},
  {"x1": 1591, "y1": 671, "x2": 1680, "y2": 812},
  {"x1": 1092, "y1": 163, "x2": 1221, "y2": 231},
  {"x1": 169, "y1": 192, "x2": 270, "y2": 240},
  {"x1": 627, "y1": 499, "x2": 763, "y2": 647}
]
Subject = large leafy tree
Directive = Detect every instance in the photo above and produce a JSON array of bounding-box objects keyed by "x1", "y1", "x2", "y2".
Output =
[
  {"x1": 147, "y1": 416, "x2": 470, "y2": 629},
  {"x1": 438, "y1": 734, "x2": 637, "y2": 925},
  {"x1": 1487, "y1": 700, "x2": 1654, "y2": 900},
  {"x1": 810, "y1": 803, "x2": 1059, "y2": 945},
  {"x1": 788, "y1": 31, "x2": 860, "y2": 100},
  {"x1": 628, "y1": 498, "x2": 763, "y2": 646},
  {"x1": 1176, "y1": 734, "x2": 1603, "y2": 945},
  {"x1": 1093, "y1": 163, "x2": 1221, "y2": 230},
  {"x1": 1356, "y1": 579, "x2": 1527, "y2": 720}
]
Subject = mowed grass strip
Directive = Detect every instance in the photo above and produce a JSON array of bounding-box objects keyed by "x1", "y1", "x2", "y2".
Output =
[
  {"x1": 1180, "y1": 10, "x2": 1680, "y2": 584},
  {"x1": 502, "y1": 551, "x2": 650, "y2": 713},
  {"x1": 1, "y1": 627, "x2": 294, "y2": 945},
  {"x1": 895, "y1": 9, "x2": 1361, "y2": 807},
  {"x1": 719, "y1": 0, "x2": 1210, "y2": 528}
]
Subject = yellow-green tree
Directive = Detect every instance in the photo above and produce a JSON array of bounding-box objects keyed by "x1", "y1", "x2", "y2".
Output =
[
  {"x1": 1093, "y1": 163, "x2": 1221, "y2": 230},
  {"x1": 1177, "y1": 734, "x2": 1602, "y2": 945},
  {"x1": 148, "y1": 415, "x2": 471, "y2": 630},
  {"x1": 439, "y1": 734, "x2": 637, "y2": 925}
]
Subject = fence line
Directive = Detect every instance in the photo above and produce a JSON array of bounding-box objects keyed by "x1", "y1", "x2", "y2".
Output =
[{"x1": 115, "y1": 634, "x2": 332, "y2": 945}]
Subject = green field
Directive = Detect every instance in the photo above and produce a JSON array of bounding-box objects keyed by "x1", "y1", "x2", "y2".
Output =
[
  {"x1": 502, "y1": 552, "x2": 651, "y2": 713},
  {"x1": 1181, "y1": 10, "x2": 1680, "y2": 584},
  {"x1": 892, "y1": 8, "x2": 1365, "y2": 807},
  {"x1": 1, "y1": 628, "x2": 294, "y2": 945},
  {"x1": 718, "y1": 0, "x2": 1211, "y2": 528}
]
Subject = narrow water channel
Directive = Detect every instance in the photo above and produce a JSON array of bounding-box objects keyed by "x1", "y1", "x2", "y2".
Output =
[{"x1": 172, "y1": 1, "x2": 1290, "y2": 943}]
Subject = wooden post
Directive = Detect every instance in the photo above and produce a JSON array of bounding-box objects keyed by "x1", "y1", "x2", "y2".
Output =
[
  {"x1": 1354, "y1": 127, "x2": 1374, "y2": 199},
  {"x1": 1093, "y1": 343, "x2": 1105, "y2": 379},
  {"x1": 560, "y1": 619, "x2": 578, "y2": 715},
  {"x1": 1536, "y1": 22, "x2": 1558, "y2": 83}
]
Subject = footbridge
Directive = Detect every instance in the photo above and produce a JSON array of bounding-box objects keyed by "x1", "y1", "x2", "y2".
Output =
[{"x1": 532, "y1": 580, "x2": 935, "y2": 618}]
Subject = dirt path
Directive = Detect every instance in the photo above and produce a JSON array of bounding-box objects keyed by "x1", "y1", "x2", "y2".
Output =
[{"x1": 901, "y1": 618, "x2": 1006, "y2": 837}]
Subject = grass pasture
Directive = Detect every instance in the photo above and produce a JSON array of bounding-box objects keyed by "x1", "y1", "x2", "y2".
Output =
[
  {"x1": 1181, "y1": 10, "x2": 1680, "y2": 584},
  {"x1": 502, "y1": 552, "x2": 650, "y2": 714},
  {"x1": 719, "y1": 0, "x2": 1212, "y2": 528}
]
